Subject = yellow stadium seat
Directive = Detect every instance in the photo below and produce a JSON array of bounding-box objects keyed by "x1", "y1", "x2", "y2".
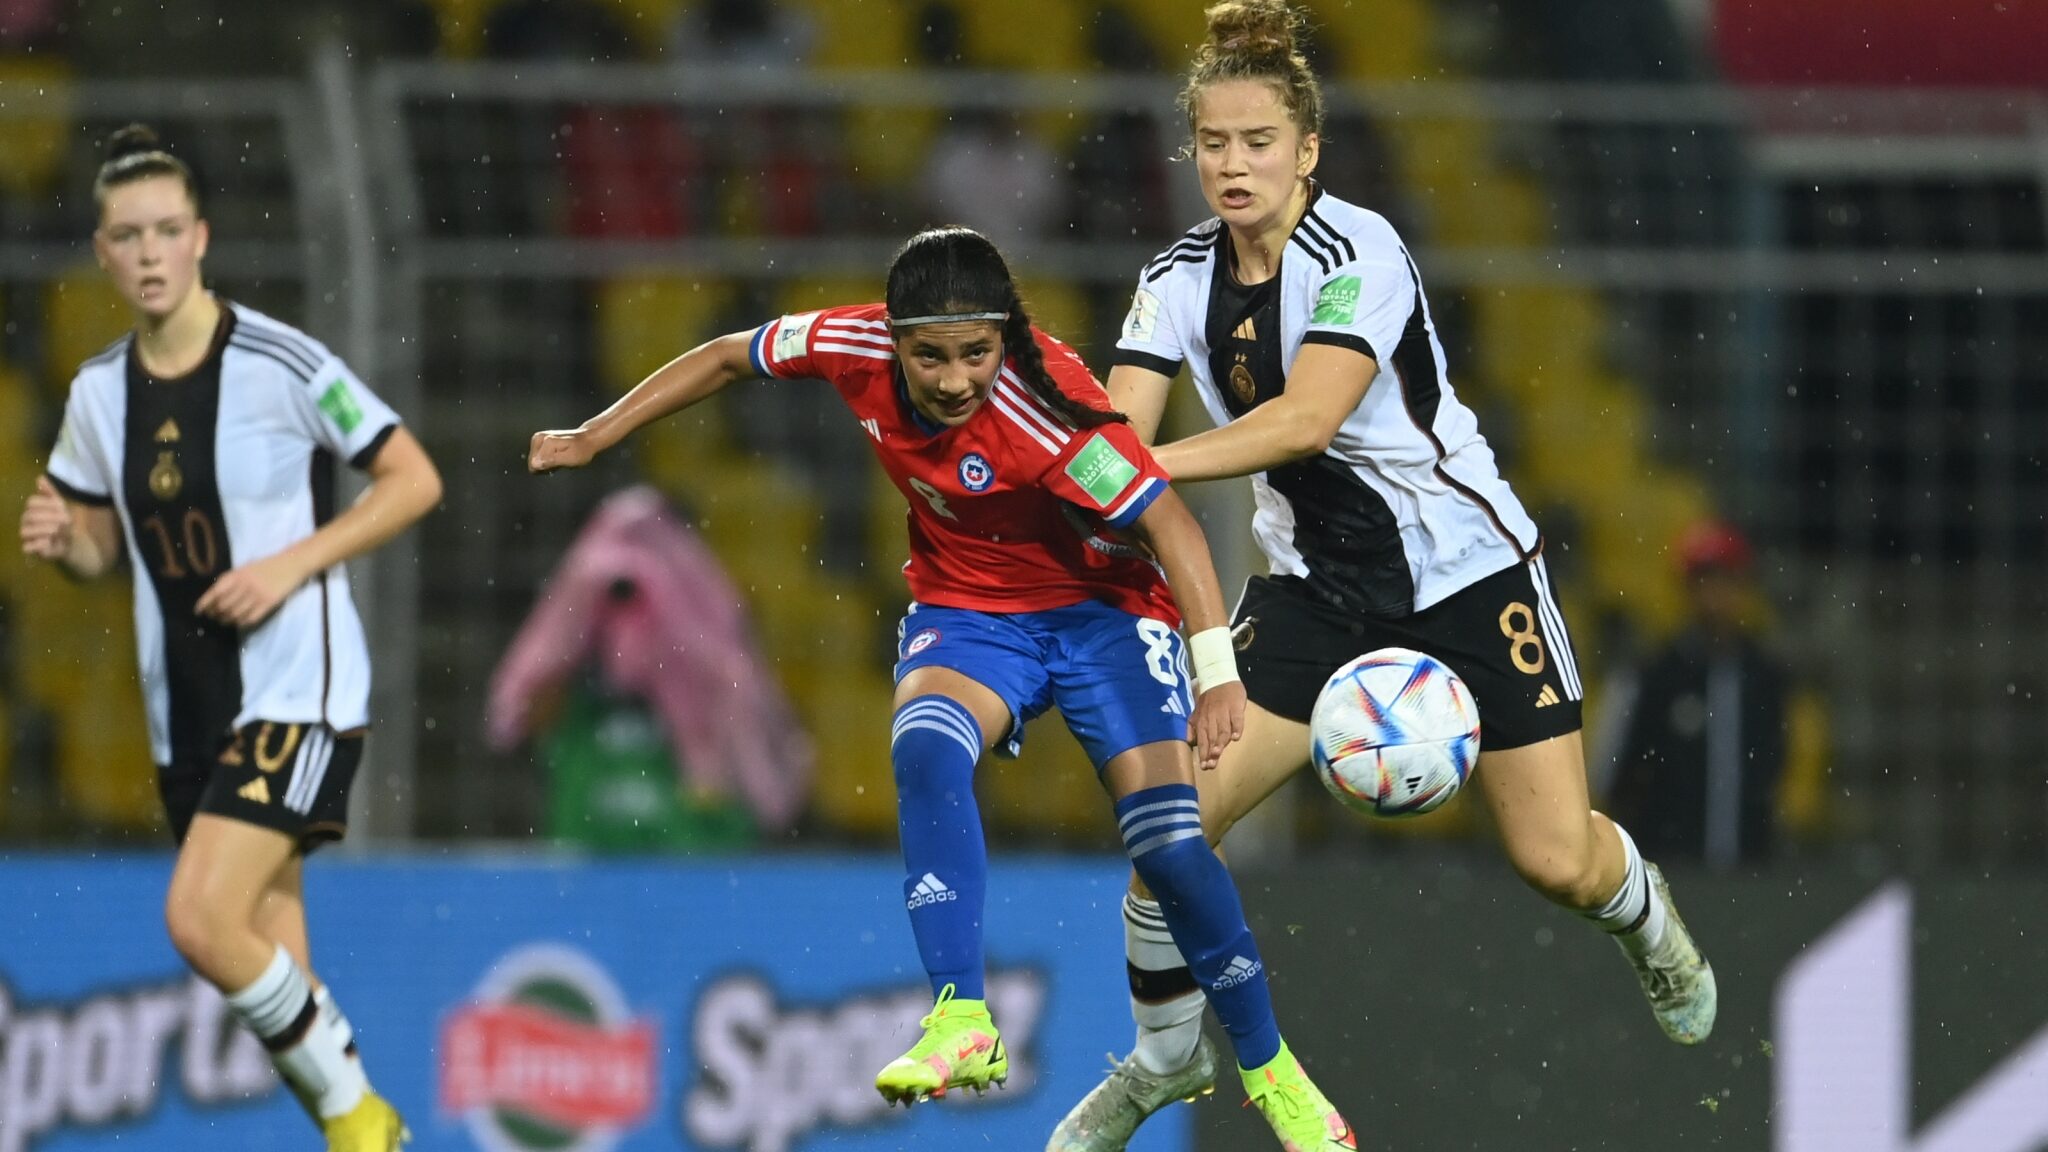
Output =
[
  {"x1": 0, "y1": 366, "x2": 40, "y2": 589},
  {"x1": 597, "y1": 274, "x2": 735, "y2": 391},
  {"x1": 0, "y1": 59, "x2": 72, "y2": 199},
  {"x1": 1013, "y1": 278, "x2": 1088, "y2": 356},
  {"x1": 789, "y1": 0, "x2": 910, "y2": 70},
  {"x1": 14, "y1": 565, "x2": 157, "y2": 828},
  {"x1": 779, "y1": 277, "x2": 885, "y2": 316},
  {"x1": 421, "y1": 0, "x2": 506, "y2": 57},
  {"x1": 593, "y1": 0, "x2": 686, "y2": 50},
  {"x1": 44, "y1": 266, "x2": 131, "y2": 386}
]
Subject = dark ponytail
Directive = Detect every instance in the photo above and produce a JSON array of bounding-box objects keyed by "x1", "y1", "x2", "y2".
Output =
[
  {"x1": 886, "y1": 226, "x2": 1126, "y2": 430},
  {"x1": 93, "y1": 123, "x2": 202, "y2": 215}
]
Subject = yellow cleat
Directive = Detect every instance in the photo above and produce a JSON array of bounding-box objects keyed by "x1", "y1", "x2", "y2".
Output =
[
  {"x1": 322, "y1": 1091, "x2": 409, "y2": 1152},
  {"x1": 874, "y1": 984, "x2": 1008, "y2": 1106}
]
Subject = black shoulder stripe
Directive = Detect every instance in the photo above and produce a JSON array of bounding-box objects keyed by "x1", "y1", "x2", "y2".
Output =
[
  {"x1": 229, "y1": 339, "x2": 317, "y2": 382},
  {"x1": 1287, "y1": 232, "x2": 1334, "y2": 275},
  {"x1": 1294, "y1": 213, "x2": 1346, "y2": 267},
  {"x1": 234, "y1": 327, "x2": 322, "y2": 375},
  {"x1": 1144, "y1": 251, "x2": 1213, "y2": 284},
  {"x1": 1144, "y1": 223, "x2": 1225, "y2": 269},
  {"x1": 232, "y1": 330, "x2": 321, "y2": 377},
  {"x1": 1145, "y1": 237, "x2": 1210, "y2": 273},
  {"x1": 1304, "y1": 209, "x2": 1358, "y2": 263},
  {"x1": 235, "y1": 316, "x2": 323, "y2": 365}
]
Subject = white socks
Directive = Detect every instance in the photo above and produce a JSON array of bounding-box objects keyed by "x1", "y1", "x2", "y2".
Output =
[
  {"x1": 1588, "y1": 823, "x2": 1669, "y2": 955},
  {"x1": 1124, "y1": 894, "x2": 1206, "y2": 1076},
  {"x1": 224, "y1": 946, "x2": 368, "y2": 1119}
]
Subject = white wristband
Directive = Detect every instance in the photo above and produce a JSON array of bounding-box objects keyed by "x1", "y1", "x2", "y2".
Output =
[{"x1": 1188, "y1": 626, "x2": 1240, "y2": 693}]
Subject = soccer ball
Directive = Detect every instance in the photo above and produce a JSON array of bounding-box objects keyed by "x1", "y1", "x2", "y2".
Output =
[{"x1": 1309, "y1": 647, "x2": 1480, "y2": 818}]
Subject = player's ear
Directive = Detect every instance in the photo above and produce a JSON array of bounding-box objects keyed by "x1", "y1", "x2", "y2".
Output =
[{"x1": 1298, "y1": 132, "x2": 1320, "y2": 180}]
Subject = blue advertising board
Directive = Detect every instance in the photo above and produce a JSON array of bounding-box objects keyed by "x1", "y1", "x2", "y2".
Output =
[{"x1": 0, "y1": 855, "x2": 1192, "y2": 1152}]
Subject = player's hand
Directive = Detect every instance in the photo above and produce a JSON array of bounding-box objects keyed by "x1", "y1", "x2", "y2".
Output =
[
  {"x1": 1190, "y1": 680, "x2": 1246, "y2": 770},
  {"x1": 20, "y1": 476, "x2": 76, "y2": 561},
  {"x1": 529, "y1": 428, "x2": 601, "y2": 473},
  {"x1": 196, "y1": 553, "x2": 306, "y2": 629}
]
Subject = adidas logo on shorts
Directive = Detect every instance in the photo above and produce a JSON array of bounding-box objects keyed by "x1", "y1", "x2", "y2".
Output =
[
  {"x1": 906, "y1": 872, "x2": 959, "y2": 911},
  {"x1": 1211, "y1": 954, "x2": 1263, "y2": 990},
  {"x1": 1535, "y1": 684, "x2": 1561, "y2": 708}
]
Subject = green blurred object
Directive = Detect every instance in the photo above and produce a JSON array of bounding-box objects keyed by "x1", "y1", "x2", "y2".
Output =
[{"x1": 542, "y1": 676, "x2": 755, "y2": 853}]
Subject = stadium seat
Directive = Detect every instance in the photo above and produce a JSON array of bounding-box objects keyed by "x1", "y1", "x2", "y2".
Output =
[
  {"x1": 420, "y1": 0, "x2": 507, "y2": 57},
  {"x1": 43, "y1": 267, "x2": 131, "y2": 389},
  {"x1": 0, "y1": 59, "x2": 72, "y2": 201}
]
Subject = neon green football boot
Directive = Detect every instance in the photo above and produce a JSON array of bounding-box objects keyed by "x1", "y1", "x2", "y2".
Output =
[
  {"x1": 874, "y1": 984, "x2": 1008, "y2": 1106},
  {"x1": 1241, "y1": 1041, "x2": 1356, "y2": 1151}
]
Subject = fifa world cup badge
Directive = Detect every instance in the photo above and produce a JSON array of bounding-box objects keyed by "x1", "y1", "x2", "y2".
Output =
[{"x1": 149, "y1": 451, "x2": 183, "y2": 500}]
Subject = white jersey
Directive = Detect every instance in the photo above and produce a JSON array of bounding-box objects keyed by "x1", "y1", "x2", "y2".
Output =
[
  {"x1": 45, "y1": 301, "x2": 401, "y2": 767},
  {"x1": 1115, "y1": 185, "x2": 1539, "y2": 616}
]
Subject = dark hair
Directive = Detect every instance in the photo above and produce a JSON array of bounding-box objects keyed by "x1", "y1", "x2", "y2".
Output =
[
  {"x1": 1178, "y1": 0, "x2": 1324, "y2": 151},
  {"x1": 885, "y1": 227, "x2": 1125, "y2": 430},
  {"x1": 93, "y1": 124, "x2": 202, "y2": 215}
]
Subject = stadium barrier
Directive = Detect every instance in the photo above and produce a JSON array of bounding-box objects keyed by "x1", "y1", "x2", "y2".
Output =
[
  {"x1": 3, "y1": 854, "x2": 2045, "y2": 1150},
  {"x1": 0, "y1": 855, "x2": 1188, "y2": 1152}
]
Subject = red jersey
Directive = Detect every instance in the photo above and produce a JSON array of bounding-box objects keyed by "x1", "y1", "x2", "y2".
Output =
[{"x1": 749, "y1": 303, "x2": 1179, "y2": 626}]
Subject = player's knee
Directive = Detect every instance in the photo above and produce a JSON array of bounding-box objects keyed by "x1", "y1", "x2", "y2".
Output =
[
  {"x1": 163, "y1": 890, "x2": 232, "y2": 972},
  {"x1": 1505, "y1": 838, "x2": 1606, "y2": 907},
  {"x1": 1200, "y1": 800, "x2": 1238, "y2": 848}
]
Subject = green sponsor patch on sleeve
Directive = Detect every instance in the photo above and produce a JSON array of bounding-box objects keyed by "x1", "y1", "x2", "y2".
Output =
[
  {"x1": 1311, "y1": 274, "x2": 1362, "y2": 326},
  {"x1": 318, "y1": 379, "x2": 366, "y2": 434},
  {"x1": 1065, "y1": 433, "x2": 1140, "y2": 508}
]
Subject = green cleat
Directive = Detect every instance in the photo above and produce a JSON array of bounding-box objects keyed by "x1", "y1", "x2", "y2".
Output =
[
  {"x1": 1240, "y1": 1042, "x2": 1356, "y2": 1152},
  {"x1": 874, "y1": 984, "x2": 1008, "y2": 1106},
  {"x1": 1620, "y1": 863, "x2": 1719, "y2": 1045}
]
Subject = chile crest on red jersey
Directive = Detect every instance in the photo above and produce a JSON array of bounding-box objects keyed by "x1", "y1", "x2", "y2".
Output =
[{"x1": 751, "y1": 303, "x2": 1179, "y2": 626}]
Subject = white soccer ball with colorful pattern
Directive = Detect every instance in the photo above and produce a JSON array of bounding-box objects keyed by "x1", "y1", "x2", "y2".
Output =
[{"x1": 1310, "y1": 648, "x2": 1481, "y2": 818}]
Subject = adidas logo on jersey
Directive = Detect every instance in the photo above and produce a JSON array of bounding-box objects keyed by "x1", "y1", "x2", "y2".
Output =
[
  {"x1": 1212, "y1": 955, "x2": 1263, "y2": 990},
  {"x1": 1535, "y1": 684, "x2": 1561, "y2": 708},
  {"x1": 155, "y1": 418, "x2": 181, "y2": 444},
  {"x1": 237, "y1": 777, "x2": 271, "y2": 805},
  {"x1": 860, "y1": 418, "x2": 881, "y2": 442},
  {"x1": 906, "y1": 872, "x2": 958, "y2": 910},
  {"x1": 1231, "y1": 316, "x2": 1257, "y2": 341}
]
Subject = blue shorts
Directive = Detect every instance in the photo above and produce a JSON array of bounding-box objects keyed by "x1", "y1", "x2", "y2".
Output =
[{"x1": 894, "y1": 600, "x2": 1194, "y2": 771}]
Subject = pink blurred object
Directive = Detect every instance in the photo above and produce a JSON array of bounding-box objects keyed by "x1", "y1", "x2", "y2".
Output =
[
  {"x1": 1676, "y1": 518, "x2": 1753, "y2": 577},
  {"x1": 487, "y1": 485, "x2": 813, "y2": 831}
]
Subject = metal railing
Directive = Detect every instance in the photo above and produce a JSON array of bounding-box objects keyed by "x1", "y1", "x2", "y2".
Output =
[{"x1": 4, "y1": 64, "x2": 2043, "y2": 862}]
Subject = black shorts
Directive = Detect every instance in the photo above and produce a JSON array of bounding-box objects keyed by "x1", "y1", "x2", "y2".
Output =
[
  {"x1": 1232, "y1": 556, "x2": 1585, "y2": 752},
  {"x1": 158, "y1": 721, "x2": 363, "y2": 852}
]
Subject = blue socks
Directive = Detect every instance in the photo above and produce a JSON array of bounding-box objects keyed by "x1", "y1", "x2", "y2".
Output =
[
  {"x1": 1117, "y1": 783, "x2": 1281, "y2": 1069},
  {"x1": 892, "y1": 695, "x2": 988, "y2": 1000}
]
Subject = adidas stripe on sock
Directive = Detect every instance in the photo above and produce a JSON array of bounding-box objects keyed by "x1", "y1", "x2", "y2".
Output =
[
  {"x1": 1587, "y1": 822, "x2": 1669, "y2": 954},
  {"x1": 226, "y1": 949, "x2": 368, "y2": 1120}
]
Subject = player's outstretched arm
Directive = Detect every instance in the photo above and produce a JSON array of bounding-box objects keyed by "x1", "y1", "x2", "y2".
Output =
[
  {"x1": 20, "y1": 475, "x2": 122, "y2": 580},
  {"x1": 1126, "y1": 488, "x2": 1246, "y2": 769},
  {"x1": 529, "y1": 330, "x2": 760, "y2": 472},
  {"x1": 1149, "y1": 344, "x2": 1376, "y2": 482}
]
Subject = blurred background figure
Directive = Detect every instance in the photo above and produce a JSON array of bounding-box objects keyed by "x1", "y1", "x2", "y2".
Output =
[
  {"x1": 486, "y1": 485, "x2": 812, "y2": 852},
  {"x1": 1600, "y1": 518, "x2": 1829, "y2": 870}
]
